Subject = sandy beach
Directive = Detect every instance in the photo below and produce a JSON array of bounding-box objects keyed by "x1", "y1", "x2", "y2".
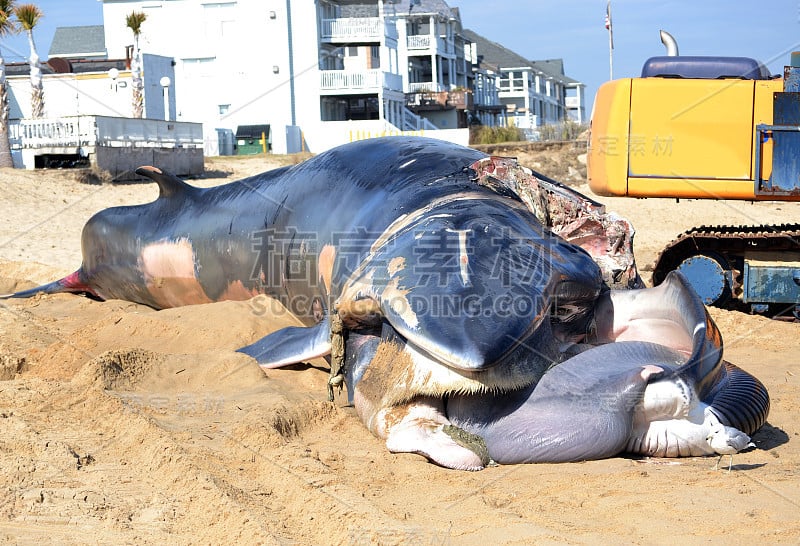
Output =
[{"x1": 1, "y1": 146, "x2": 798, "y2": 544}]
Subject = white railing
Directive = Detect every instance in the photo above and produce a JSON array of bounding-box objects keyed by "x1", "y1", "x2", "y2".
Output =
[
  {"x1": 320, "y1": 69, "x2": 381, "y2": 90},
  {"x1": 320, "y1": 69, "x2": 402, "y2": 92},
  {"x1": 402, "y1": 107, "x2": 438, "y2": 131},
  {"x1": 474, "y1": 90, "x2": 501, "y2": 107},
  {"x1": 94, "y1": 116, "x2": 204, "y2": 147},
  {"x1": 473, "y1": 89, "x2": 499, "y2": 107},
  {"x1": 9, "y1": 115, "x2": 203, "y2": 149},
  {"x1": 13, "y1": 117, "x2": 97, "y2": 147},
  {"x1": 407, "y1": 35, "x2": 430, "y2": 49},
  {"x1": 408, "y1": 82, "x2": 446, "y2": 93},
  {"x1": 321, "y1": 17, "x2": 396, "y2": 41},
  {"x1": 408, "y1": 35, "x2": 451, "y2": 54}
]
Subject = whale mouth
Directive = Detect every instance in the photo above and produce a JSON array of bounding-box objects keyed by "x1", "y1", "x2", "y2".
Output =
[{"x1": 391, "y1": 337, "x2": 555, "y2": 398}]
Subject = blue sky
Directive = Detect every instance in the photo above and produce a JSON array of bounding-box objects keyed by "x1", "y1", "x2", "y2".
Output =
[
  {"x1": 2, "y1": 0, "x2": 799, "y2": 116},
  {"x1": 453, "y1": 0, "x2": 800, "y2": 114},
  {"x1": 0, "y1": 1, "x2": 104, "y2": 63}
]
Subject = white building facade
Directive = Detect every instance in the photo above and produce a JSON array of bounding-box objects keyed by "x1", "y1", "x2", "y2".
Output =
[
  {"x1": 102, "y1": 0, "x2": 308, "y2": 154},
  {"x1": 102, "y1": 0, "x2": 453, "y2": 154},
  {"x1": 4, "y1": 53, "x2": 204, "y2": 177},
  {"x1": 6, "y1": 54, "x2": 175, "y2": 121},
  {"x1": 95, "y1": 0, "x2": 581, "y2": 153},
  {"x1": 499, "y1": 67, "x2": 567, "y2": 131},
  {"x1": 461, "y1": 29, "x2": 585, "y2": 138}
]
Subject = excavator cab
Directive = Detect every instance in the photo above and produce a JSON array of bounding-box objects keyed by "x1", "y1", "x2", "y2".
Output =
[
  {"x1": 588, "y1": 55, "x2": 784, "y2": 200},
  {"x1": 587, "y1": 37, "x2": 800, "y2": 317}
]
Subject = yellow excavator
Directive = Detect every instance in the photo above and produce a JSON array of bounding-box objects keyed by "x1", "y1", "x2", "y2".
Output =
[{"x1": 588, "y1": 31, "x2": 800, "y2": 317}]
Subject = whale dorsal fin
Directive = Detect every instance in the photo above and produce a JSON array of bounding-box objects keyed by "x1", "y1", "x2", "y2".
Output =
[{"x1": 135, "y1": 166, "x2": 196, "y2": 199}]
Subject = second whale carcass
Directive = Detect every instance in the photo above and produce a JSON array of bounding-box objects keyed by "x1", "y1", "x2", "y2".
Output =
[{"x1": 4, "y1": 137, "x2": 768, "y2": 469}]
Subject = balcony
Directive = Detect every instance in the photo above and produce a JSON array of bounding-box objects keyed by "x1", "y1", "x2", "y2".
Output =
[
  {"x1": 406, "y1": 35, "x2": 452, "y2": 54},
  {"x1": 406, "y1": 89, "x2": 473, "y2": 111},
  {"x1": 320, "y1": 69, "x2": 403, "y2": 94},
  {"x1": 320, "y1": 17, "x2": 397, "y2": 42},
  {"x1": 408, "y1": 82, "x2": 446, "y2": 93}
]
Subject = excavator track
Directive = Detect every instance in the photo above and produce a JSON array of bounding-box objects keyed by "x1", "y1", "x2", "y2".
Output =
[{"x1": 652, "y1": 223, "x2": 800, "y2": 313}]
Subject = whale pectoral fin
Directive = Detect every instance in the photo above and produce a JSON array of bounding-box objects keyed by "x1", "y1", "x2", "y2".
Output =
[
  {"x1": 382, "y1": 397, "x2": 490, "y2": 471},
  {"x1": 448, "y1": 342, "x2": 680, "y2": 464},
  {"x1": 488, "y1": 367, "x2": 660, "y2": 464},
  {"x1": 236, "y1": 317, "x2": 331, "y2": 368}
]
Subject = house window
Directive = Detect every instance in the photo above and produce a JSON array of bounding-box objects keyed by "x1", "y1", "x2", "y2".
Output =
[
  {"x1": 511, "y1": 71, "x2": 525, "y2": 91},
  {"x1": 320, "y1": 1, "x2": 339, "y2": 19},
  {"x1": 204, "y1": 2, "x2": 236, "y2": 39},
  {"x1": 499, "y1": 73, "x2": 509, "y2": 91},
  {"x1": 370, "y1": 45, "x2": 380, "y2": 69},
  {"x1": 347, "y1": 46, "x2": 358, "y2": 57},
  {"x1": 183, "y1": 57, "x2": 216, "y2": 78},
  {"x1": 321, "y1": 48, "x2": 341, "y2": 70},
  {"x1": 219, "y1": 104, "x2": 230, "y2": 115}
]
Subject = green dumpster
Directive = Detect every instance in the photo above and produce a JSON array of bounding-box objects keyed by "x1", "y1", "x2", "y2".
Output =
[{"x1": 235, "y1": 124, "x2": 270, "y2": 155}]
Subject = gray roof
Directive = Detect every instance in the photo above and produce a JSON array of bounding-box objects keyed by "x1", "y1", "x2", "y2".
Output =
[
  {"x1": 338, "y1": 0, "x2": 458, "y2": 19},
  {"x1": 530, "y1": 59, "x2": 582, "y2": 86},
  {"x1": 463, "y1": 28, "x2": 583, "y2": 86},
  {"x1": 394, "y1": 0, "x2": 459, "y2": 20},
  {"x1": 531, "y1": 59, "x2": 564, "y2": 77},
  {"x1": 462, "y1": 29, "x2": 531, "y2": 69},
  {"x1": 49, "y1": 25, "x2": 106, "y2": 59}
]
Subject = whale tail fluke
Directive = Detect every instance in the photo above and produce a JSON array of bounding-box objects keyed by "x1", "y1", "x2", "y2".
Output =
[{"x1": 1, "y1": 269, "x2": 99, "y2": 300}]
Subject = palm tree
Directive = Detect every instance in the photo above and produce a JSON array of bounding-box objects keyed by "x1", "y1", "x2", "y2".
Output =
[
  {"x1": 14, "y1": 3, "x2": 43, "y2": 118},
  {"x1": 126, "y1": 11, "x2": 147, "y2": 118},
  {"x1": 0, "y1": 0, "x2": 18, "y2": 167}
]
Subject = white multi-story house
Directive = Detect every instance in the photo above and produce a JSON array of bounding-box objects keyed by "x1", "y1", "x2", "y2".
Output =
[
  {"x1": 394, "y1": 0, "x2": 474, "y2": 130},
  {"x1": 392, "y1": 1, "x2": 504, "y2": 131},
  {"x1": 468, "y1": 49, "x2": 504, "y2": 127},
  {"x1": 5, "y1": 0, "x2": 581, "y2": 161},
  {"x1": 101, "y1": 0, "x2": 475, "y2": 154},
  {"x1": 462, "y1": 29, "x2": 586, "y2": 138},
  {"x1": 317, "y1": 1, "x2": 405, "y2": 126},
  {"x1": 530, "y1": 59, "x2": 586, "y2": 125}
]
